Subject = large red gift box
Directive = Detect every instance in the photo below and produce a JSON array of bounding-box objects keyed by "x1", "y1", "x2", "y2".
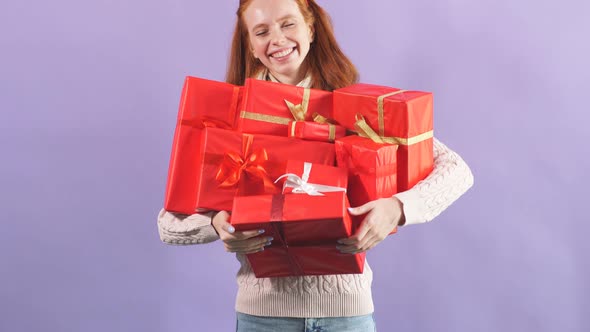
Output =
[
  {"x1": 231, "y1": 192, "x2": 365, "y2": 277},
  {"x1": 333, "y1": 83, "x2": 434, "y2": 191},
  {"x1": 164, "y1": 126, "x2": 335, "y2": 214},
  {"x1": 245, "y1": 245, "x2": 365, "y2": 278},
  {"x1": 236, "y1": 79, "x2": 333, "y2": 136},
  {"x1": 177, "y1": 76, "x2": 242, "y2": 129},
  {"x1": 231, "y1": 192, "x2": 352, "y2": 245},
  {"x1": 335, "y1": 135, "x2": 398, "y2": 208}
]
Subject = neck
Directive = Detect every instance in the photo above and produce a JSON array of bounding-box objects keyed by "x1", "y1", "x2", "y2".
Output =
[{"x1": 268, "y1": 63, "x2": 309, "y2": 86}]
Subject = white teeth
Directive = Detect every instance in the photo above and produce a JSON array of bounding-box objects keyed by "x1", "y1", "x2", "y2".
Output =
[{"x1": 271, "y1": 48, "x2": 294, "y2": 58}]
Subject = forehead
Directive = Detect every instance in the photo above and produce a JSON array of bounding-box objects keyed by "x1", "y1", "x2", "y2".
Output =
[{"x1": 243, "y1": 0, "x2": 304, "y2": 28}]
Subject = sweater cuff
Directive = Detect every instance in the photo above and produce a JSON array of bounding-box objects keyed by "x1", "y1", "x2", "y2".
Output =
[
  {"x1": 157, "y1": 209, "x2": 220, "y2": 245},
  {"x1": 394, "y1": 190, "x2": 426, "y2": 226}
]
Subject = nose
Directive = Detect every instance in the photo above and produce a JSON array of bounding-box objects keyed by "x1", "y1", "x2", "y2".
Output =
[{"x1": 270, "y1": 27, "x2": 286, "y2": 46}]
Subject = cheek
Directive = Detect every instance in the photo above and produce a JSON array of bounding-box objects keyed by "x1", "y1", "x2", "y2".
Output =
[{"x1": 253, "y1": 42, "x2": 268, "y2": 57}]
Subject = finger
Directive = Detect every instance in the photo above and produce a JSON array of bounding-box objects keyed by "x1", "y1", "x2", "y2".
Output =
[
  {"x1": 241, "y1": 247, "x2": 266, "y2": 254},
  {"x1": 226, "y1": 236, "x2": 273, "y2": 249},
  {"x1": 226, "y1": 229, "x2": 267, "y2": 241},
  {"x1": 338, "y1": 214, "x2": 375, "y2": 245},
  {"x1": 347, "y1": 200, "x2": 377, "y2": 216},
  {"x1": 226, "y1": 238, "x2": 273, "y2": 253},
  {"x1": 337, "y1": 236, "x2": 373, "y2": 253},
  {"x1": 215, "y1": 212, "x2": 266, "y2": 240},
  {"x1": 213, "y1": 211, "x2": 234, "y2": 234},
  {"x1": 339, "y1": 233, "x2": 378, "y2": 254}
]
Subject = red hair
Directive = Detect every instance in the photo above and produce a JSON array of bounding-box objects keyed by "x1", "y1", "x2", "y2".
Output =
[{"x1": 225, "y1": 0, "x2": 359, "y2": 91}]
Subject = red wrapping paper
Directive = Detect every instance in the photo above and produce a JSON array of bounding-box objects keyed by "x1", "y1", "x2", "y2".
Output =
[
  {"x1": 177, "y1": 76, "x2": 242, "y2": 128},
  {"x1": 246, "y1": 245, "x2": 365, "y2": 278},
  {"x1": 164, "y1": 127, "x2": 335, "y2": 214},
  {"x1": 231, "y1": 192, "x2": 352, "y2": 245},
  {"x1": 333, "y1": 83, "x2": 434, "y2": 191},
  {"x1": 335, "y1": 135, "x2": 398, "y2": 208},
  {"x1": 236, "y1": 79, "x2": 333, "y2": 136},
  {"x1": 288, "y1": 121, "x2": 347, "y2": 142}
]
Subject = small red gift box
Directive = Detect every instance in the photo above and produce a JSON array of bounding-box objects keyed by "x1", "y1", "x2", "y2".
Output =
[
  {"x1": 231, "y1": 192, "x2": 352, "y2": 245},
  {"x1": 236, "y1": 79, "x2": 333, "y2": 136},
  {"x1": 276, "y1": 160, "x2": 348, "y2": 195},
  {"x1": 177, "y1": 76, "x2": 242, "y2": 129},
  {"x1": 333, "y1": 83, "x2": 434, "y2": 191},
  {"x1": 164, "y1": 127, "x2": 336, "y2": 214},
  {"x1": 246, "y1": 245, "x2": 365, "y2": 278},
  {"x1": 288, "y1": 121, "x2": 347, "y2": 143},
  {"x1": 335, "y1": 135, "x2": 398, "y2": 208}
]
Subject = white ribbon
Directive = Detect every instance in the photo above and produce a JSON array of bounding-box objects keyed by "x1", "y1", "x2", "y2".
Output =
[{"x1": 274, "y1": 162, "x2": 346, "y2": 196}]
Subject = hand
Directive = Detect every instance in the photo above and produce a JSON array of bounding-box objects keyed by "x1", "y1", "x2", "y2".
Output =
[
  {"x1": 337, "y1": 197, "x2": 405, "y2": 254},
  {"x1": 211, "y1": 211, "x2": 273, "y2": 254}
]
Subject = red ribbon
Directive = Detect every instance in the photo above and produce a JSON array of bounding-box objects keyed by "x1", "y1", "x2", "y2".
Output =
[
  {"x1": 215, "y1": 134, "x2": 276, "y2": 193},
  {"x1": 269, "y1": 194, "x2": 304, "y2": 275}
]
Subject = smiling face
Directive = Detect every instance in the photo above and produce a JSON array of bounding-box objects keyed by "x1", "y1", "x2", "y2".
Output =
[{"x1": 242, "y1": 0, "x2": 314, "y2": 85}]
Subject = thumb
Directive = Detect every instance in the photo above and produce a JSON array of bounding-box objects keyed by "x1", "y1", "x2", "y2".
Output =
[
  {"x1": 348, "y1": 201, "x2": 376, "y2": 216},
  {"x1": 213, "y1": 211, "x2": 235, "y2": 233}
]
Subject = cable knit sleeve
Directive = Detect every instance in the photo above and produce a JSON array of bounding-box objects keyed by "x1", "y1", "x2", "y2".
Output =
[
  {"x1": 157, "y1": 209, "x2": 220, "y2": 245},
  {"x1": 394, "y1": 137, "x2": 474, "y2": 226}
]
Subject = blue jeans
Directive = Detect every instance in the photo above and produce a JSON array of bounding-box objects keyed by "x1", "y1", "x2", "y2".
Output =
[{"x1": 236, "y1": 312, "x2": 377, "y2": 332}]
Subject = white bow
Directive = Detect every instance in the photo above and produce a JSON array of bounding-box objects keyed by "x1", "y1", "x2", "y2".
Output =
[{"x1": 274, "y1": 162, "x2": 346, "y2": 196}]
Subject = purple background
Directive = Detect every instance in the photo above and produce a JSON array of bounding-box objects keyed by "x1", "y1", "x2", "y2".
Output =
[{"x1": 1, "y1": 0, "x2": 588, "y2": 331}]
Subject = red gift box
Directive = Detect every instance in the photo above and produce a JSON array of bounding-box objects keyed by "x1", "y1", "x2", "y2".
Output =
[
  {"x1": 333, "y1": 83, "x2": 434, "y2": 191},
  {"x1": 231, "y1": 192, "x2": 352, "y2": 245},
  {"x1": 164, "y1": 127, "x2": 335, "y2": 214},
  {"x1": 231, "y1": 192, "x2": 364, "y2": 278},
  {"x1": 177, "y1": 76, "x2": 242, "y2": 129},
  {"x1": 276, "y1": 160, "x2": 348, "y2": 195},
  {"x1": 288, "y1": 121, "x2": 347, "y2": 143},
  {"x1": 246, "y1": 245, "x2": 365, "y2": 278},
  {"x1": 335, "y1": 135, "x2": 398, "y2": 208},
  {"x1": 236, "y1": 79, "x2": 333, "y2": 136}
]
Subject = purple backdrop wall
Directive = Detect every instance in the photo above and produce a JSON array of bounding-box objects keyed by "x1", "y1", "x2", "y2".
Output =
[{"x1": 1, "y1": 1, "x2": 588, "y2": 331}]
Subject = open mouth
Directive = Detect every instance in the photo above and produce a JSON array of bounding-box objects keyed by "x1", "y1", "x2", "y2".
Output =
[{"x1": 270, "y1": 47, "x2": 296, "y2": 59}]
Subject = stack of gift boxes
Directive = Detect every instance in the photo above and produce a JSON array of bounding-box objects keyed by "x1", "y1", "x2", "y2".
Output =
[{"x1": 164, "y1": 76, "x2": 434, "y2": 278}]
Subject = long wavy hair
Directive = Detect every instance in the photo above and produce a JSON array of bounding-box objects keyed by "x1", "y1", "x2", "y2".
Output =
[{"x1": 225, "y1": 0, "x2": 359, "y2": 91}]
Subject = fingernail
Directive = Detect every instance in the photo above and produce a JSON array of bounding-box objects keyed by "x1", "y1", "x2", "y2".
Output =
[
  {"x1": 265, "y1": 241, "x2": 272, "y2": 246},
  {"x1": 337, "y1": 240, "x2": 344, "y2": 244},
  {"x1": 259, "y1": 247, "x2": 265, "y2": 252},
  {"x1": 267, "y1": 237, "x2": 274, "y2": 241},
  {"x1": 347, "y1": 207, "x2": 354, "y2": 212},
  {"x1": 228, "y1": 226, "x2": 235, "y2": 233},
  {"x1": 258, "y1": 229, "x2": 265, "y2": 234}
]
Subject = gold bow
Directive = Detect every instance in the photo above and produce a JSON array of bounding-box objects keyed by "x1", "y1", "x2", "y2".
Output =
[
  {"x1": 354, "y1": 114, "x2": 433, "y2": 146},
  {"x1": 284, "y1": 88, "x2": 311, "y2": 121}
]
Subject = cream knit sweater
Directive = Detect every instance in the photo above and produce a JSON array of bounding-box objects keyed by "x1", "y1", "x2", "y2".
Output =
[{"x1": 157, "y1": 74, "x2": 474, "y2": 318}]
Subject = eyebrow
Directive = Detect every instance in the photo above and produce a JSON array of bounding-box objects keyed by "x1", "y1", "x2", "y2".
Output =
[{"x1": 251, "y1": 14, "x2": 297, "y2": 31}]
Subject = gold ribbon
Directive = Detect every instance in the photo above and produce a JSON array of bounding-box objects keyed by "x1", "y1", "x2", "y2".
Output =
[
  {"x1": 241, "y1": 88, "x2": 312, "y2": 125},
  {"x1": 354, "y1": 114, "x2": 433, "y2": 146},
  {"x1": 241, "y1": 111, "x2": 292, "y2": 125},
  {"x1": 284, "y1": 88, "x2": 311, "y2": 121},
  {"x1": 377, "y1": 90, "x2": 407, "y2": 136},
  {"x1": 312, "y1": 112, "x2": 337, "y2": 142}
]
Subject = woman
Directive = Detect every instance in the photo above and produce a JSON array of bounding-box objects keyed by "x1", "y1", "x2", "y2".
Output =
[{"x1": 158, "y1": 0, "x2": 474, "y2": 331}]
